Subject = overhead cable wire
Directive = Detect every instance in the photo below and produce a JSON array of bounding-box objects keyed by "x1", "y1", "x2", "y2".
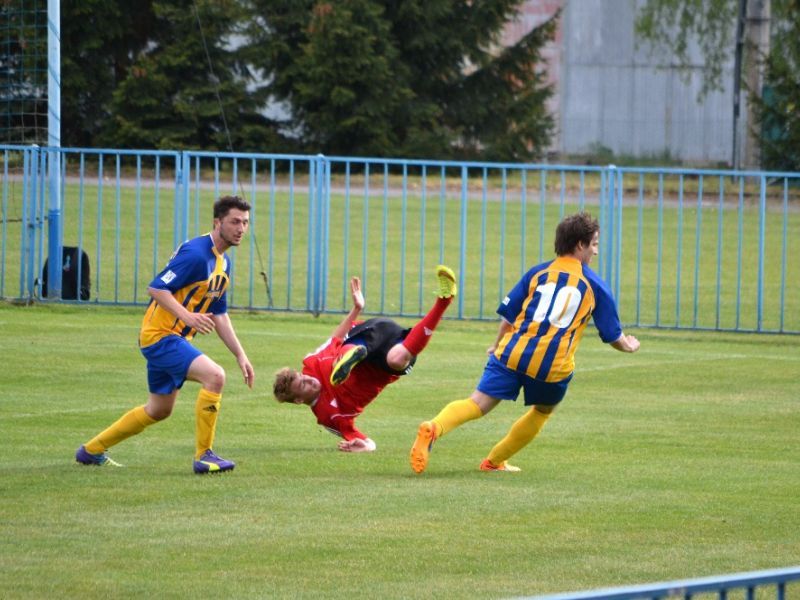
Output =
[{"x1": 192, "y1": 0, "x2": 273, "y2": 307}]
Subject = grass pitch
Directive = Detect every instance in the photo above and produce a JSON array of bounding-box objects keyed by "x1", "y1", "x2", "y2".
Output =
[{"x1": 1, "y1": 303, "x2": 798, "y2": 599}]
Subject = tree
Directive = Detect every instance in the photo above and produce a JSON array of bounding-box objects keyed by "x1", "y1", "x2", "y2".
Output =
[
  {"x1": 1, "y1": 1, "x2": 50, "y2": 143},
  {"x1": 635, "y1": 0, "x2": 739, "y2": 98},
  {"x1": 751, "y1": 0, "x2": 800, "y2": 171},
  {"x1": 245, "y1": 0, "x2": 557, "y2": 161},
  {"x1": 59, "y1": 0, "x2": 156, "y2": 147},
  {"x1": 278, "y1": 0, "x2": 412, "y2": 156},
  {"x1": 101, "y1": 0, "x2": 280, "y2": 151},
  {"x1": 634, "y1": 0, "x2": 789, "y2": 168},
  {"x1": 452, "y1": 12, "x2": 557, "y2": 161},
  {"x1": 59, "y1": 0, "x2": 287, "y2": 151}
]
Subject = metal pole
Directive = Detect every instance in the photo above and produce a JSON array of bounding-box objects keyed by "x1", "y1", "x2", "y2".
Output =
[
  {"x1": 46, "y1": 0, "x2": 62, "y2": 298},
  {"x1": 731, "y1": 0, "x2": 747, "y2": 169},
  {"x1": 743, "y1": 0, "x2": 771, "y2": 168}
]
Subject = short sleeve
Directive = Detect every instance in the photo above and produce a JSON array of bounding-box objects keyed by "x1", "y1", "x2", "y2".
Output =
[
  {"x1": 332, "y1": 416, "x2": 366, "y2": 441},
  {"x1": 149, "y1": 241, "x2": 203, "y2": 293}
]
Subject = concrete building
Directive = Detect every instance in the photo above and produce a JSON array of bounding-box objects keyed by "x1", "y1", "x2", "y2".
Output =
[{"x1": 504, "y1": 0, "x2": 766, "y2": 167}]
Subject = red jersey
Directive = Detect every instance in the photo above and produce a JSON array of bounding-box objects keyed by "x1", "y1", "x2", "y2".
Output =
[{"x1": 303, "y1": 336, "x2": 399, "y2": 441}]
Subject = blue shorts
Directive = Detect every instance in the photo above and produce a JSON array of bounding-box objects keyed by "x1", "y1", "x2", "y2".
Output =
[
  {"x1": 140, "y1": 335, "x2": 203, "y2": 395},
  {"x1": 476, "y1": 355, "x2": 572, "y2": 406}
]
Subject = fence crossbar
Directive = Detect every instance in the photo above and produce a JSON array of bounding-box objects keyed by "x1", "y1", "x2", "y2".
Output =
[{"x1": 527, "y1": 566, "x2": 800, "y2": 600}]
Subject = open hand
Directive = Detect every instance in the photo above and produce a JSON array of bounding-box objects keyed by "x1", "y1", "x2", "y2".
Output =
[
  {"x1": 239, "y1": 356, "x2": 255, "y2": 388},
  {"x1": 184, "y1": 312, "x2": 216, "y2": 334},
  {"x1": 337, "y1": 438, "x2": 376, "y2": 453},
  {"x1": 350, "y1": 276, "x2": 365, "y2": 311}
]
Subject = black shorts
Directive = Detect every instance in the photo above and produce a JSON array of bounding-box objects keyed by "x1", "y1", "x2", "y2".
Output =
[{"x1": 344, "y1": 317, "x2": 416, "y2": 375}]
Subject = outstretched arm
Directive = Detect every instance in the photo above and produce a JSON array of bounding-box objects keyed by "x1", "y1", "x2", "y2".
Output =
[
  {"x1": 333, "y1": 415, "x2": 376, "y2": 453},
  {"x1": 331, "y1": 276, "x2": 365, "y2": 340}
]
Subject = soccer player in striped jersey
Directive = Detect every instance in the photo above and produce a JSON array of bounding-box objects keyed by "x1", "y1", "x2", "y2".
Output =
[
  {"x1": 410, "y1": 212, "x2": 640, "y2": 474},
  {"x1": 273, "y1": 266, "x2": 457, "y2": 453},
  {"x1": 75, "y1": 195, "x2": 255, "y2": 474}
]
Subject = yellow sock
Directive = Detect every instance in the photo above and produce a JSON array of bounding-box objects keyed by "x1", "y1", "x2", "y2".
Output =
[
  {"x1": 486, "y1": 407, "x2": 551, "y2": 466},
  {"x1": 195, "y1": 389, "x2": 222, "y2": 459},
  {"x1": 431, "y1": 398, "x2": 483, "y2": 437},
  {"x1": 84, "y1": 405, "x2": 157, "y2": 454}
]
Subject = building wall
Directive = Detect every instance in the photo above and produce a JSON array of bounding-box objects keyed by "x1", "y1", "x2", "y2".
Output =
[
  {"x1": 501, "y1": 0, "x2": 564, "y2": 148},
  {"x1": 504, "y1": 0, "x2": 741, "y2": 165}
]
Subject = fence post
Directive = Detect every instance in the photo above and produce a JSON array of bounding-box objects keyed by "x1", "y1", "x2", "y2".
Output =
[
  {"x1": 25, "y1": 147, "x2": 46, "y2": 300},
  {"x1": 308, "y1": 154, "x2": 329, "y2": 315},
  {"x1": 45, "y1": 148, "x2": 62, "y2": 299},
  {"x1": 174, "y1": 152, "x2": 190, "y2": 249},
  {"x1": 306, "y1": 158, "x2": 314, "y2": 312},
  {"x1": 20, "y1": 148, "x2": 31, "y2": 298},
  {"x1": 603, "y1": 165, "x2": 617, "y2": 290},
  {"x1": 322, "y1": 156, "x2": 330, "y2": 312},
  {"x1": 614, "y1": 167, "x2": 623, "y2": 302},
  {"x1": 757, "y1": 175, "x2": 766, "y2": 332},
  {"x1": 458, "y1": 165, "x2": 468, "y2": 319}
]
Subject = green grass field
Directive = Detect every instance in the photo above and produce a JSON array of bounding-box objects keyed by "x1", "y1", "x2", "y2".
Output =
[
  {"x1": 1, "y1": 303, "x2": 798, "y2": 599},
  {"x1": 3, "y1": 161, "x2": 799, "y2": 332}
]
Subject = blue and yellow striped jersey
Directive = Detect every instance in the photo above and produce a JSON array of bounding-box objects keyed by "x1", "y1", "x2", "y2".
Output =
[
  {"x1": 494, "y1": 256, "x2": 622, "y2": 382},
  {"x1": 139, "y1": 234, "x2": 230, "y2": 348}
]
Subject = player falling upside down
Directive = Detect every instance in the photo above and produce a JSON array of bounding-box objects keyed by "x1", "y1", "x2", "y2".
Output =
[
  {"x1": 410, "y1": 212, "x2": 640, "y2": 473},
  {"x1": 273, "y1": 266, "x2": 457, "y2": 453}
]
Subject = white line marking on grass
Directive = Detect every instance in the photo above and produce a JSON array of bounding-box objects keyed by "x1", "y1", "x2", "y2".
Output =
[
  {"x1": 579, "y1": 353, "x2": 753, "y2": 373},
  {"x1": 239, "y1": 330, "x2": 328, "y2": 339},
  {"x1": 381, "y1": 349, "x2": 796, "y2": 390},
  {"x1": 11, "y1": 392, "x2": 278, "y2": 419},
  {"x1": 11, "y1": 405, "x2": 135, "y2": 419},
  {"x1": 35, "y1": 322, "x2": 139, "y2": 332}
]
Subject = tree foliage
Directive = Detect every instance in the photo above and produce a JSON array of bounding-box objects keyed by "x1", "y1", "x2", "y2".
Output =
[
  {"x1": 634, "y1": 0, "x2": 738, "y2": 98},
  {"x1": 636, "y1": 0, "x2": 799, "y2": 169},
  {"x1": 751, "y1": 0, "x2": 800, "y2": 171},
  {"x1": 60, "y1": 0, "x2": 158, "y2": 147},
  {"x1": 277, "y1": 0, "x2": 412, "y2": 156},
  {"x1": 245, "y1": 0, "x2": 557, "y2": 160},
  {"x1": 101, "y1": 0, "x2": 280, "y2": 151},
  {"x1": 54, "y1": 1, "x2": 559, "y2": 158},
  {"x1": 60, "y1": 0, "x2": 282, "y2": 151},
  {"x1": 0, "y1": 1, "x2": 48, "y2": 143}
]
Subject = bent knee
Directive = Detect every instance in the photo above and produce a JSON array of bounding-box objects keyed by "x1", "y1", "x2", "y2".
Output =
[
  {"x1": 386, "y1": 345, "x2": 413, "y2": 371},
  {"x1": 146, "y1": 404, "x2": 173, "y2": 421},
  {"x1": 204, "y1": 365, "x2": 226, "y2": 392}
]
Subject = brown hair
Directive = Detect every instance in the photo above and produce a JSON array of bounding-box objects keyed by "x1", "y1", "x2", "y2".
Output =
[
  {"x1": 554, "y1": 212, "x2": 599, "y2": 256},
  {"x1": 214, "y1": 195, "x2": 251, "y2": 220},
  {"x1": 273, "y1": 367, "x2": 299, "y2": 403}
]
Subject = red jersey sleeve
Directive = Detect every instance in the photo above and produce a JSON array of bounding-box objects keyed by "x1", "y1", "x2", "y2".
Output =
[{"x1": 330, "y1": 415, "x2": 366, "y2": 441}]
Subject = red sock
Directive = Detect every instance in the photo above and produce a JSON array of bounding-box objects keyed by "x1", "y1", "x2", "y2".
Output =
[{"x1": 401, "y1": 296, "x2": 452, "y2": 356}]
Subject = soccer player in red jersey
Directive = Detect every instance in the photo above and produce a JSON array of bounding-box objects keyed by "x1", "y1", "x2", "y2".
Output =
[
  {"x1": 410, "y1": 212, "x2": 640, "y2": 474},
  {"x1": 273, "y1": 266, "x2": 457, "y2": 453}
]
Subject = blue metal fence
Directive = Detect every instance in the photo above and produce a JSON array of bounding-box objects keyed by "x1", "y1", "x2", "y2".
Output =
[
  {"x1": 1, "y1": 145, "x2": 798, "y2": 333},
  {"x1": 528, "y1": 565, "x2": 800, "y2": 599}
]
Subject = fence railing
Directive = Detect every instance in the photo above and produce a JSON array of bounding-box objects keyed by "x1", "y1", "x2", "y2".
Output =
[
  {"x1": 528, "y1": 565, "x2": 800, "y2": 599},
  {"x1": 1, "y1": 145, "x2": 798, "y2": 333}
]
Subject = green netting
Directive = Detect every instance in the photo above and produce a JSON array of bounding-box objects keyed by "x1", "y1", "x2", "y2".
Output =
[{"x1": 0, "y1": 0, "x2": 48, "y2": 144}]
